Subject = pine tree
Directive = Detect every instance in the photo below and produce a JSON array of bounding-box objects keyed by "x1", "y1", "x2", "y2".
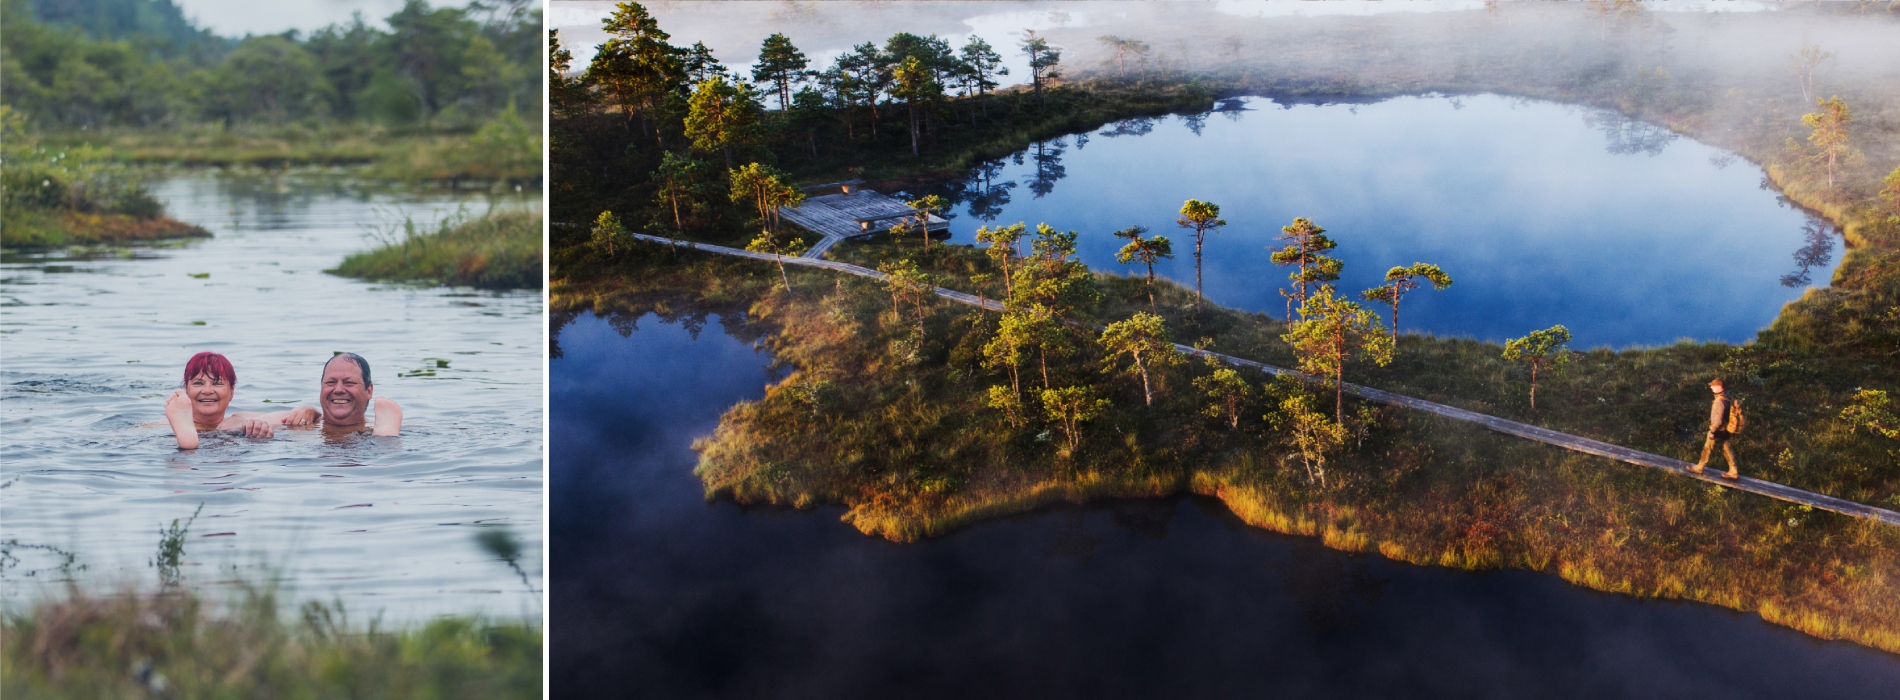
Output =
[
  {"x1": 1802, "y1": 96, "x2": 1856, "y2": 188},
  {"x1": 1021, "y1": 30, "x2": 1061, "y2": 105},
  {"x1": 1040, "y1": 386, "x2": 1109, "y2": 457},
  {"x1": 1270, "y1": 217, "x2": 1341, "y2": 320},
  {"x1": 1175, "y1": 199, "x2": 1225, "y2": 312},
  {"x1": 1360, "y1": 263, "x2": 1452, "y2": 344},
  {"x1": 1194, "y1": 368, "x2": 1253, "y2": 430},
  {"x1": 727, "y1": 162, "x2": 802, "y2": 234},
  {"x1": 1113, "y1": 225, "x2": 1173, "y2": 314},
  {"x1": 751, "y1": 33, "x2": 809, "y2": 110},
  {"x1": 1502, "y1": 325, "x2": 1572, "y2": 411},
  {"x1": 891, "y1": 56, "x2": 942, "y2": 156},
  {"x1": 585, "y1": 2, "x2": 685, "y2": 144},
  {"x1": 591, "y1": 210, "x2": 627, "y2": 256},
  {"x1": 685, "y1": 76, "x2": 762, "y2": 169},
  {"x1": 1100, "y1": 313, "x2": 1182, "y2": 406},
  {"x1": 958, "y1": 36, "x2": 1007, "y2": 118},
  {"x1": 1283, "y1": 286, "x2": 1393, "y2": 424}
]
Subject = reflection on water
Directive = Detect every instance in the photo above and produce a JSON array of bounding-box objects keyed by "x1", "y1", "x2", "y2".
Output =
[
  {"x1": 903, "y1": 94, "x2": 1837, "y2": 348},
  {"x1": 1781, "y1": 218, "x2": 1837, "y2": 288},
  {"x1": 552, "y1": 313, "x2": 1900, "y2": 698},
  {"x1": 0, "y1": 171, "x2": 541, "y2": 620}
]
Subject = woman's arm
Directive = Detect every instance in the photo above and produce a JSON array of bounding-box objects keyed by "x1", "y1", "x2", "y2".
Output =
[
  {"x1": 165, "y1": 390, "x2": 199, "y2": 449},
  {"x1": 246, "y1": 407, "x2": 318, "y2": 427},
  {"x1": 372, "y1": 397, "x2": 402, "y2": 436},
  {"x1": 220, "y1": 412, "x2": 276, "y2": 439}
]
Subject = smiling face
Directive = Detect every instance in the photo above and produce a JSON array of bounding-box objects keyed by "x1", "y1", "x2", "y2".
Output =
[
  {"x1": 184, "y1": 371, "x2": 234, "y2": 424},
  {"x1": 320, "y1": 357, "x2": 374, "y2": 426}
]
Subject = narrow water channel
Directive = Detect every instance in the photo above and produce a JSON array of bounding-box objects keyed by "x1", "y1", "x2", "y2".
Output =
[
  {"x1": 550, "y1": 313, "x2": 1900, "y2": 698},
  {"x1": 0, "y1": 172, "x2": 542, "y2": 620}
]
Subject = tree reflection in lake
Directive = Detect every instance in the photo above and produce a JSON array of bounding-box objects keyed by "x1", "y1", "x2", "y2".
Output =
[
  {"x1": 1028, "y1": 137, "x2": 1067, "y2": 199},
  {"x1": 1180, "y1": 112, "x2": 1207, "y2": 136},
  {"x1": 1100, "y1": 117, "x2": 1157, "y2": 138},
  {"x1": 1587, "y1": 109, "x2": 1679, "y2": 156},
  {"x1": 1781, "y1": 217, "x2": 1836, "y2": 288},
  {"x1": 961, "y1": 158, "x2": 1016, "y2": 223}
]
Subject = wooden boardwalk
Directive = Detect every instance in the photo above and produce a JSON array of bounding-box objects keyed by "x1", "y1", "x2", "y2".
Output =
[
  {"x1": 622, "y1": 231, "x2": 1900, "y2": 528},
  {"x1": 777, "y1": 186, "x2": 949, "y2": 259}
]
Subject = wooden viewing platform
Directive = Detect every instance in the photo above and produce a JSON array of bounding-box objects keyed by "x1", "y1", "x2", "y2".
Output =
[
  {"x1": 612, "y1": 228, "x2": 1900, "y2": 529},
  {"x1": 779, "y1": 182, "x2": 949, "y2": 259}
]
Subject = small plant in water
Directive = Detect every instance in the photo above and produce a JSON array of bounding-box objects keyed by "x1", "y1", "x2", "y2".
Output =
[
  {"x1": 475, "y1": 525, "x2": 536, "y2": 596},
  {"x1": 152, "y1": 503, "x2": 202, "y2": 588}
]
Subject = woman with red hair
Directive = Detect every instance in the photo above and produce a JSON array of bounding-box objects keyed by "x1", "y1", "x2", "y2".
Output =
[{"x1": 163, "y1": 351, "x2": 300, "y2": 449}]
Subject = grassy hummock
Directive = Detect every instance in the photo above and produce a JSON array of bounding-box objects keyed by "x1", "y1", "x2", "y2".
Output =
[
  {"x1": 1, "y1": 209, "x2": 209, "y2": 249},
  {"x1": 330, "y1": 209, "x2": 542, "y2": 290},
  {"x1": 1, "y1": 107, "x2": 210, "y2": 249},
  {"x1": 1, "y1": 586, "x2": 539, "y2": 698}
]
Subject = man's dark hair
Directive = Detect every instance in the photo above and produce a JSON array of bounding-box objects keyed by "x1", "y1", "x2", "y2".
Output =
[{"x1": 325, "y1": 352, "x2": 373, "y2": 386}]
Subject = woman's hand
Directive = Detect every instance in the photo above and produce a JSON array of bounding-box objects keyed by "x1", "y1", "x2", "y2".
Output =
[
  {"x1": 235, "y1": 417, "x2": 275, "y2": 439},
  {"x1": 165, "y1": 390, "x2": 199, "y2": 450}
]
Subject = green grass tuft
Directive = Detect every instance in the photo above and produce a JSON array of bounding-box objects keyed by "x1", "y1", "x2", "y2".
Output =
[
  {"x1": 1, "y1": 585, "x2": 539, "y2": 699},
  {"x1": 331, "y1": 209, "x2": 542, "y2": 290}
]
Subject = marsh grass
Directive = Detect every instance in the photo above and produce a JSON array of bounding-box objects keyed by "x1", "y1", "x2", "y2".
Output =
[
  {"x1": 1, "y1": 585, "x2": 540, "y2": 699},
  {"x1": 330, "y1": 208, "x2": 542, "y2": 290},
  {"x1": 38, "y1": 117, "x2": 542, "y2": 185},
  {"x1": 2, "y1": 504, "x2": 542, "y2": 698}
]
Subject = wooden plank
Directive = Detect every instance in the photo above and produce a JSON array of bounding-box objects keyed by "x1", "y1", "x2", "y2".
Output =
[{"x1": 620, "y1": 229, "x2": 1900, "y2": 529}]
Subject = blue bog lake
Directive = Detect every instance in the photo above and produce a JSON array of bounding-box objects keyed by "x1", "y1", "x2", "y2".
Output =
[{"x1": 893, "y1": 94, "x2": 1834, "y2": 349}]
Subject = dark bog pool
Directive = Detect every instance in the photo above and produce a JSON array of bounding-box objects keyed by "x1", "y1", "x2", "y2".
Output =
[
  {"x1": 0, "y1": 172, "x2": 541, "y2": 620},
  {"x1": 550, "y1": 313, "x2": 1900, "y2": 699},
  {"x1": 898, "y1": 94, "x2": 1835, "y2": 349}
]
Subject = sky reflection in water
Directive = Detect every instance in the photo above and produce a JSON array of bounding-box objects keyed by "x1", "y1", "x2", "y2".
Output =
[{"x1": 902, "y1": 94, "x2": 1833, "y2": 349}]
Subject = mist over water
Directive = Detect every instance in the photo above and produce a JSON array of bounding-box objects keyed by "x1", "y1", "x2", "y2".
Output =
[
  {"x1": 551, "y1": 313, "x2": 1900, "y2": 698},
  {"x1": 0, "y1": 173, "x2": 542, "y2": 620}
]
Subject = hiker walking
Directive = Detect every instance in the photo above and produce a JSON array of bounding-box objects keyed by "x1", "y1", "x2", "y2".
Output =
[{"x1": 1690, "y1": 378, "x2": 1741, "y2": 480}]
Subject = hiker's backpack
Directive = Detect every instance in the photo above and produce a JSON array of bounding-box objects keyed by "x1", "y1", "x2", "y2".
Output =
[{"x1": 1725, "y1": 397, "x2": 1746, "y2": 434}]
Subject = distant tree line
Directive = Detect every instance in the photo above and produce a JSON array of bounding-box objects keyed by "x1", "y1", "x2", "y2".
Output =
[
  {"x1": 1, "y1": 0, "x2": 540, "y2": 129},
  {"x1": 552, "y1": 1, "x2": 1097, "y2": 232}
]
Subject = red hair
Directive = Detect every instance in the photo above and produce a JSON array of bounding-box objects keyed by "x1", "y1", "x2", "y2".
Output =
[{"x1": 183, "y1": 351, "x2": 236, "y2": 387}]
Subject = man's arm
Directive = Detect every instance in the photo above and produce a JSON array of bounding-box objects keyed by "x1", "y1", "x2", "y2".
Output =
[
  {"x1": 372, "y1": 397, "x2": 402, "y2": 436},
  {"x1": 165, "y1": 390, "x2": 199, "y2": 450},
  {"x1": 264, "y1": 405, "x2": 320, "y2": 427},
  {"x1": 1710, "y1": 397, "x2": 1726, "y2": 432}
]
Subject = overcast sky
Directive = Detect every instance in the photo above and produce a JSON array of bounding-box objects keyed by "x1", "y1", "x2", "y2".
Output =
[{"x1": 171, "y1": 0, "x2": 431, "y2": 36}]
